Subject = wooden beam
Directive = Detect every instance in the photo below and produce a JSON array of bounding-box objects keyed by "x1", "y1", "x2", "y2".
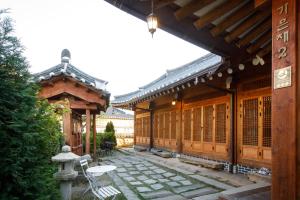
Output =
[
  {"x1": 70, "y1": 101, "x2": 98, "y2": 110},
  {"x1": 210, "y1": 1, "x2": 255, "y2": 37},
  {"x1": 154, "y1": 0, "x2": 175, "y2": 9},
  {"x1": 246, "y1": 31, "x2": 271, "y2": 54},
  {"x1": 85, "y1": 109, "x2": 91, "y2": 154},
  {"x1": 236, "y1": 18, "x2": 271, "y2": 48},
  {"x1": 272, "y1": 0, "x2": 299, "y2": 199},
  {"x1": 38, "y1": 79, "x2": 105, "y2": 105},
  {"x1": 225, "y1": 10, "x2": 271, "y2": 43},
  {"x1": 174, "y1": 0, "x2": 214, "y2": 21},
  {"x1": 194, "y1": 0, "x2": 244, "y2": 30}
]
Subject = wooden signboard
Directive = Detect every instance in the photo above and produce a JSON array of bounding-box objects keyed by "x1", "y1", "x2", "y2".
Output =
[{"x1": 272, "y1": 0, "x2": 299, "y2": 199}]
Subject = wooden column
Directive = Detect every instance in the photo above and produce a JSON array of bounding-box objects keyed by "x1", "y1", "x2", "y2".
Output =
[
  {"x1": 63, "y1": 111, "x2": 72, "y2": 146},
  {"x1": 93, "y1": 113, "x2": 97, "y2": 156},
  {"x1": 85, "y1": 109, "x2": 91, "y2": 154},
  {"x1": 272, "y1": 0, "x2": 299, "y2": 199}
]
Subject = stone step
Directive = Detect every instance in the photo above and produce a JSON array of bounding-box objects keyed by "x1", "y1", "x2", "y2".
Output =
[
  {"x1": 218, "y1": 182, "x2": 271, "y2": 200},
  {"x1": 151, "y1": 148, "x2": 172, "y2": 158},
  {"x1": 247, "y1": 172, "x2": 272, "y2": 183},
  {"x1": 179, "y1": 155, "x2": 223, "y2": 170},
  {"x1": 151, "y1": 194, "x2": 188, "y2": 200},
  {"x1": 193, "y1": 192, "x2": 221, "y2": 200},
  {"x1": 181, "y1": 187, "x2": 219, "y2": 199},
  {"x1": 134, "y1": 145, "x2": 148, "y2": 152},
  {"x1": 173, "y1": 183, "x2": 206, "y2": 194},
  {"x1": 140, "y1": 190, "x2": 174, "y2": 199}
]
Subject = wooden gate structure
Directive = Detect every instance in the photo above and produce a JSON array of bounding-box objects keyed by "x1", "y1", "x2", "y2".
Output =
[
  {"x1": 35, "y1": 49, "x2": 110, "y2": 155},
  {"x1": 107, "y1": 0, "x2": 300, "y2": 199}
]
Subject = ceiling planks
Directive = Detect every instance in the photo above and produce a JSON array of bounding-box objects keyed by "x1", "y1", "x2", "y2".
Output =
[
  {"x1": 236, "y1": 18, "x2": 271, "y2": 48},
  {"x1": 246, "y1": 31, "x2": 272, "y2": 54},
  {"x1": 224, "y1": 9, "x2": 271, "y2": 43},
  {"x1": 193, "y1": 0, "x2": 244, "y2": 30},
  {"x1": 210, "y1": 1, "x2": 255, "y2": 37},
  {"x1": 174, "y1": 0, "x2": 214, "y2": 21},
  {"x1": 104, "y1": 0, "x2": 272, "y2": 65}
]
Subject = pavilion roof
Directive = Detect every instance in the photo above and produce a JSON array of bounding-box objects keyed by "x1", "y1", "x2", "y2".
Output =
[
  {"x1": 34, "y1": 62, "x2": 109, "y2": 93},
  {"x1": 112, "y1": 53, "x2": 223, "y2": 106}
]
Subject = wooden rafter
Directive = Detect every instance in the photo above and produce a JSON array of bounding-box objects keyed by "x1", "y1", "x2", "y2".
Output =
[
  {"x1": 246, "y1": 31, "x2": 271, "y2": 54},
  {"x1": 210, "y1": 1, "x2": 254, "y2": 37},
  {"x1": 236, "y1": 18, "x2": 271, "y2": 48},
  {"x1": 154, "y1": 0, "x2": 175, "y2": 9},
  {"x1": 224, "y1": 9, "x2": 271, "y2": 43},
  {"x1": 257, "y1": 43, "x2": 271, "y2": 57},
  {"x1": 193, "y1": 0, "x2": 244, "y2": 30},
  {"x1": 174, "y1": 0, "x2": 214, "y2": 21}
]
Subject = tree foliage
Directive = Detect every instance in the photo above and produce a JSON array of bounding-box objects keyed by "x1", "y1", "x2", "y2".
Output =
[
  {"x1": 0, "y1": 10, "x2": 62, "y2": 200},
  {"x1": 104, "y1": 121, "x2": 115, "y2": 134}
]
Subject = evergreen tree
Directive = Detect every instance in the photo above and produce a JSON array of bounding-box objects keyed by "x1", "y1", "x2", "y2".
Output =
[
  {"x1": 0, "y1": 10, "x2": 61, "y2": 199},
  {"x1": 104, "y1": 121, "x2": 115, "y2": 134}
]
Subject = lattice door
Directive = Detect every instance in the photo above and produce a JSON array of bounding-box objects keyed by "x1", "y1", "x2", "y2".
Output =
[
  {"x1": 243, "y1": 98, "x2": 258, "y2": 146},
  {"x1": 193, "y1": 107, "x2": 202, "y2": 141},
  {"x1": 164, "y1": 113, "x2": 170, "y2": 139},
  {"x1": 215, "y1": 103, "x2": 226, "y2": 144},
  {"x1": 240, "y1": 95, "x2": 272, "y2": 162},
  {"x1": 183, "y1": 109, "x2": 191, "y2": 140},
  {"x1": 170, "y1": 111, "x2": 176, "y2": 140},
  {"x1": 153, "y1": 114, "x2": 158, "y2": 139},
  {"x1": 204, "y1": 105, "x2": 213, "y2": 142},
  {"x1": 263, "y1": 96, "x2": 271, "y2": 147}
]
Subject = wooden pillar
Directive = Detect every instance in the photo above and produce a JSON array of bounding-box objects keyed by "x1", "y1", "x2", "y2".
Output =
[
  {"x1": 177, "y1": 100, "x2": 183, "y2": 153},
  {"x1": 272, "y1": 0, "x2": 299, "y2": 199},
  {"x1": 63, "y1": 111, "x2": 72, "y2": 146},
  {"x1": 93, "y1": 113, "x2": 97, "y2": 156},
  {"x1": 85, "y1": 109, "x2": 91, "y2": 154}
]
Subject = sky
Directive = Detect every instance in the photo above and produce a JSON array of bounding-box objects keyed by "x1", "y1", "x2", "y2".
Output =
[{"x1": 1, "y1": 0, "x2": 208, "y2": 99}]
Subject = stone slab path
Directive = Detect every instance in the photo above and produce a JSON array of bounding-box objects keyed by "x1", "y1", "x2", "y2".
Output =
[{"x1": 102, "y1": 151, "x2": 233, "y2": 200}]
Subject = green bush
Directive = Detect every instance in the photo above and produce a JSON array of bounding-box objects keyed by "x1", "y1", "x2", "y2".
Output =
[
  {"x1": 82, "y1": 131, "x2": 117, "y2": 153},
  {"x1": 104, "y1": 121, "x2": 115, "y2": 134},
  {"x1": 0, "y1": 10, "x2": 62, "y2": 199},
  {"x1": 99, "y1": 132, "x2": 117, "y2": 150}
]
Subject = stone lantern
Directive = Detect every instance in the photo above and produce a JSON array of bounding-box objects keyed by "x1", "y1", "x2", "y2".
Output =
[{"x1": 52, "y1": 145, "x2": 80, "y2": 200}]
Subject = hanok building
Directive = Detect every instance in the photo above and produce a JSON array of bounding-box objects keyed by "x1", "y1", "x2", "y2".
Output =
[
  {"x1": 113, "y1": 53, "x2": 271, "y2": 172},
  {"x1": 35, "y1": 49, "x2": 110, "y2": 155},
  {"x1": 106, "y1": 0, "x2": 300, "y2": 199}
]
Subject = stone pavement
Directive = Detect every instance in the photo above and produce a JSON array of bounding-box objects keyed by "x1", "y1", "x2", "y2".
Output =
[{"x1": 100, "y1": 149, "x2": 245, "y2": 200}]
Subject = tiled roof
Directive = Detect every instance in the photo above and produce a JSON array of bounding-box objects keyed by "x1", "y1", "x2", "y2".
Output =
[
  {"x1": 34, "y1": 62, "x2": 108, "y2": 92},
  {"x1": 99, "y1": 106, "x2": 133, "y2": 119},
  {"x1": 112, "y1": 53, "x2": 223, "y2": 105}
]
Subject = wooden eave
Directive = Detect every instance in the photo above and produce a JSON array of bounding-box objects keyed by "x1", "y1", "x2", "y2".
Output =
[
  {"x1": 105, "y1": 0, "x2": 272, "y2": 66},
  {"x1": 38, "y1": 76, "x2": 108, "y2": 110}
]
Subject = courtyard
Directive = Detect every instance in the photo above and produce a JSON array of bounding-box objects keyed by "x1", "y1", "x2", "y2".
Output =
[{"x1": 73, "y1": 149, "x2": 270, "y2": 200}]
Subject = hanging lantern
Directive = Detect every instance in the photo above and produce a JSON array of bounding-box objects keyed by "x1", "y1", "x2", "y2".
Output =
[
  {"x1": 147, "y1": 13, "x2": 158, "y2": 37},
  {"x1": 147, "y1": 0, "x2": 158, "y2": 38}
]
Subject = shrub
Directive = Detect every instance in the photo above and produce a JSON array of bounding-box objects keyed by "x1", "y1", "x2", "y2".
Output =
[
  {"x1": 0, "y1": 10, "x2": 62, "y2": 199},
  {"x1": 99, "y1": 132, "x2": 117, "y2": 150},
  {"x1": 104, "y1": 121, "x2": 115, "y2": 134}
]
